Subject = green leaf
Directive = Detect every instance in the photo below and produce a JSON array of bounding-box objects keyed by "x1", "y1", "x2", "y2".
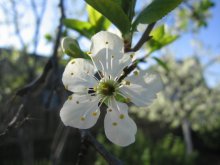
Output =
[
  {"x1": 153, "y1": 57, "x2": 169, "y2": 72},
  {"x1": 85, "y1": 0, "x2": 131, "y2": 34},
  {"x1": 200, "y1": 0, "x2": 215, "y2": 11},
  {"x1": 121, "y1": 0, "x2": 137, "y2": 21},
  {"x1": 146, "y1": 25, "x2": 179, "y2": 54},
  {"x1": 133, "y1": 0, "x2": 183, "y2": 29},
  {"x1": 151, "y1": 25, "x2": 165, "y2": 40},
  {"x1": 87, "y1": 5, "x2": 111, "y2": 32},
  {"x1": 94, "y1": 17, "x2": 111, "y2": 32},
  {"x1": 44, "y1": 34, "x2": 52, "y2": 41},
  {"x1": 87, "y1": 5, "x2": 102, "y2": 26},
  {"x1": 61, "y1": 37, "x2": 89, "y2": 59},
  {"x1": 63, "y1": 19, "x2": 94, "y2": 38}
]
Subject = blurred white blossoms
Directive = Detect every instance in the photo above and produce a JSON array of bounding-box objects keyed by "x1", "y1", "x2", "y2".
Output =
[{"x1": 60, "y1": 31, "x2": 162, "y2": 146}]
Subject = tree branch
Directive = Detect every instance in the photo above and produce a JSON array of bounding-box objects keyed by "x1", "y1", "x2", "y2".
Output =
[
  {"x1": 117, "y1": 23, "x2": 156, "y2": 82},
  {"x1": 30, "y1": 0, "x2": 47, "y2": 56},
  {"x1": 126, "y1": 22, "x2": 156, "y2": 52},
  {"x1": 0, "y1": 104, "x2": 24, "y2": 137},
  {"x1": 80, "y1": 130, "x2": 123, "y2": 165},
  {"x1": 10, "y1": 0, "x2": 25, "y2": 48},
  {"x1": 16, "y1": 0, "x2": 65, "y2": 97},
  {"x1": 117, "y1": 60, "x2": 138, "y2": 83}
]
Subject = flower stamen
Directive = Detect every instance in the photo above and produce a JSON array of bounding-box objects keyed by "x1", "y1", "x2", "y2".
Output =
[
  {"x1": 112, "y1": 122, "x2": 117, "y2": 126},
  {"x1": 119, "y1": 114, "x2": 125, "y2": 119}
]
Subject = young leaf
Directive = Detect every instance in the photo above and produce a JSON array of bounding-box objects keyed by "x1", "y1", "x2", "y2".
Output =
[
  {"x1": 133, "y1": 0, "x2": 183, "y2": 30},
  {"x1": 63, "y1": 19, "x2": 94, "y2": 38},
  {"x1": 61, "y1": 37, "x2": 88, "y2": 59},
  {"x1": 44, "y1": 34, "x2": 52, "y2": 42},
  {"x1": 151, "y1": 25, "x2": 165, "y2": 40},
  {"x1": 153, "y1": 57, "x2": 169, "y2": 72},
  {"x1": 146, "y1": 25, "x2": 179, "y2": 54},
  {"x1": 85, "y1": 0, "x2": 131, "y2": 34}
]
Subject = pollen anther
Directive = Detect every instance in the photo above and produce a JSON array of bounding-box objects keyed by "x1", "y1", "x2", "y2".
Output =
[
  {"x1": 124, "y1": 80, "x2": 130, "y2": 85},
  {"x1": 125, "y1": 97, "x2": 131, "y2": 103},
  {"x1": 68, "y1": 96, "x2": 73, "y2": 100},
  {"x1": 80, "y1": 116, "x2": 85, "y2": 121},
  {"x1": 92, "y1": 112, "x2": 97, "y2": 116},
  {"x1": 119, "y1": 114, "x2": 125, "y2": 119},
  {"x1": 134, "y1": 71, "x2": 139, "y2": 76},
  {"x1": 87, "y1": 52, "x2": 92, "y2": 55}
]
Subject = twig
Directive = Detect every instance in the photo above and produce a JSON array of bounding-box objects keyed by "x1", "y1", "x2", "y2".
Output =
[
  {"x1": 117, "y1": 23, "x2": 156, "y2": 82},
  {"x1": 0, "y1": 104, "x2": 24, "y2": 137},
  {"x1": 127, "y1": 22, "x2": 156, "y2": 52},
  {"x1": 43, "y1": 0, "x2": 65, "y2": 108},
  {"x1": 16, "y1": 58, "x2": 53, "y2": 96},
  {"x1": 2, "y1": 0, "x2": 65, "y2": 140},
  {"x1": 52, "y1": 0, "x2": 65, "y2": 61},
  {"x1": 50, "y1": 123, "x2": 70, "y2": 165},
  {"x1": 75, "y1": 130, "x2": 90, "y2": 165},
  {"x1": 10, "y1": 0, "x2": 25, "y2": 48},
  {"x1": 16, "y1": 0, "x2": 65, "y2": 97},
  {"x1": 80, "y1": 130, "x2": 123, "y2": 165},
  {"x1": 117, "y1": 60, "x2": 138, "y2": 83},
  {"x1": 30, "y1": 0, "x2": 47, "y2": 56}
]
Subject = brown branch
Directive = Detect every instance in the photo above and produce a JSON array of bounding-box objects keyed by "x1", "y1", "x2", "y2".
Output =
[
  {"x1": 43, "y1": 0, "x2": 65, "y2": 108},
  {"x1": 75, "y1": 130, "x2": 90, "y2": 165},
  {"x1": 126, "y1": 22, "x2": 156, "y2": 52},
  {"x1": 16, "y1": 58, "x2": 53, "y2": 96},
  {"x1": 10, "y1": 0, "x2": 25, "y2": 48},
  {"x1": 0, "y1": 104, "x2": 24, "y2": 138},
  {"x1": 50, "y1": 123, "x2": 70, "y2": 165},
  {"x1": 80, "y1": 130, "x2": 123, "y2": 165},
  {"x1": 16, "y1": 0, "x2": 65, "y2": 97},
  {"x1": 117, "y1": 23, "x2": 156, "y2": 82},
  {"x1": 117, "y1": 60, "x2": 138, "y2": 83},
  {"x1": 52, "y1": 0, "x2": 65, "y2": 60},
  {"x1": 31, "y1": 0, "x2": 47, "y2": 55},
  {"x1": 2, "y1": 0, "x2": 65, "y2": 140}
]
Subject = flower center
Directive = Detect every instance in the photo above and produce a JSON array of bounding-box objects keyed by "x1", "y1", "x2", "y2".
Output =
[{"x1": 96, "y1": 80, "x2": 117, "y2": 96}]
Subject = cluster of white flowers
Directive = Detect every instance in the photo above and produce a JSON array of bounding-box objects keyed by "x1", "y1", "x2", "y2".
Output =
[{"x1": 60, "y1": 31, "x2": 162, "y2": 146}]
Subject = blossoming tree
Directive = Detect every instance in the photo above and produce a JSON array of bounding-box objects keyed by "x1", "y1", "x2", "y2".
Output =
[
  {"x1": 0, "y1": 0, "x2": 216, "y2": 164},
  {"x1": 132, "y1": 57, "x2": 220, "y2": 155}
]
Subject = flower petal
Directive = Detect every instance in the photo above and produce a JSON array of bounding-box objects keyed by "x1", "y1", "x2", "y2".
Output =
[
  {"x1": 90, "y1": 31, "x2": 123, "y2": 55},
  {"x1": 60, "y1": 94, "x2": 100, "y2": 129},
  {"x1": 62, "y1": 58, "x2": 97, "y2": 92},
  {"x1": 120, "y1": 70, "x2": 163, "y2": 106},
  {"x1": 104, "y1": 98, "x2": 137, "y2": 146},
  {"x1": 92, "y1": 48, "x2": 133, "y2": 79}
]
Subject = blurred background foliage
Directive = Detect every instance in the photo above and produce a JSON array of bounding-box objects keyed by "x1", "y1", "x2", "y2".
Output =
[{"x1": 0, "y1": 0, "x2": 220, "y2": 165}]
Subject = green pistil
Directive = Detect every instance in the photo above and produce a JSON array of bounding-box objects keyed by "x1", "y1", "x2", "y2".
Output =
[{"x1": 97, "y1": 80, "x2": 118, "y2": 96}]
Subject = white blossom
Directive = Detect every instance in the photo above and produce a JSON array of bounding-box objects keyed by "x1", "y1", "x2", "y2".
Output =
[{"x1": 60, "y1": 31, "x2": 162, "y2": 146}]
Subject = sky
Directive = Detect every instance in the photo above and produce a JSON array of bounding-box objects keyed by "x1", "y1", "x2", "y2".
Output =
[{"x1": 0, "y1": 0, "x2": 219, "y2": 87}]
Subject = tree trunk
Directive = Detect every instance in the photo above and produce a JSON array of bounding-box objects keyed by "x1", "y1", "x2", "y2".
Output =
[{"x1": 181, "y1": 118, "x2": 193, "y2": 155}]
